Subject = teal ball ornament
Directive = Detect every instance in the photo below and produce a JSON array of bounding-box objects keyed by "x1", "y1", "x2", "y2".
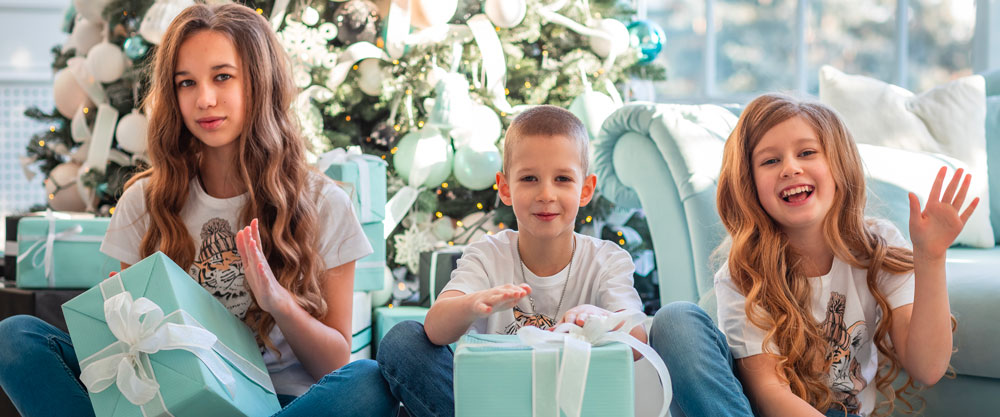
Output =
[
  {"x1": 453, "y1": 140, "x2": 501, "y2": 190},
  {"x1": 627, "y1": 20, "x2": 665, "y2": 64},
  {"x1": 393, "y1": 127, "x2": 454, "y2": 188},
  {"x1": 124, "y1": 35, "x2": 149, "y2": 60}
]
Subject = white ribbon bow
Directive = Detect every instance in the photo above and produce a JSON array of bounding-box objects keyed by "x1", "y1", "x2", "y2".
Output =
[
  {"x1": 15, "y1": 210, "x2": 101, "y2": 287},
  {"x1": 78, "y1": 275, "x2": 275, "y2": 416},
  {"x1": 79, "y1": 292, "x2": 235, "y2": 407},
  {"x1": 318, "y1": 147, "x2": 387, "y2": 224},
  {"x1": 516, "y1": 310, "x2": 672, "y2": 417}
]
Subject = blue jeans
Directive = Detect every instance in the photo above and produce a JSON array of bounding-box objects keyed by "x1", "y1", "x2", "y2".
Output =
[
  {"x1": 376, "y1": 321, "x2": 454, "y2": 417},
  {"x1": 0, "y1": 315, "x2": 397, "y2": 417},
  {"x1": 649, "y1": 302, "x2": 755, "y2": 417}
]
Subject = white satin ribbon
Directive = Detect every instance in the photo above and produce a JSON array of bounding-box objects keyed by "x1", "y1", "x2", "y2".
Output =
[
  {"x1": 15, "y1": 210, "x2": 101, "y2": 287},
  {"x1": 18, "y1": 155, "x2": 37, "y2": 181},
  {"x1": 325, "y1": 42, "x2": 390, "y2": 91},
  {"x1": 79, "y1": 275, "x2": 275, "y2": 416},
  {"x1": 84, "y1": 104, "x2": 119, "y2": 173},
  {"x1": 515, "y1": 310, "x2": 672, "y2": 417},
  {"x1": 318, "y1": 147, "x2": 387, "y2": 223},
  {"x1": 269, "y1": 0, "x2": 291, "y2": 30},
  {"x1": 536, "y1": 0, "x2": 619, "y2": 70}
]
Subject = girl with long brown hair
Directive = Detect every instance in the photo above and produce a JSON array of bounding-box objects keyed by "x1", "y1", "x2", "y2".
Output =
[
  {"x1": 714, "y1": 93, "x2": 977, "y2": 416},
  {"x1": 0, "y1": 4, "x2": 395, "y2": 416}
]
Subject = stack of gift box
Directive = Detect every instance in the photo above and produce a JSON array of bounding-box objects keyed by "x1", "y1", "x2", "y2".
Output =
[{"x1": 320, "y1": 149, "x2": 389, "y2": 361}]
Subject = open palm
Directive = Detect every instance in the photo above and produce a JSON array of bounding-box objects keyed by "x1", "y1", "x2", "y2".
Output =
[{"x1": 908, "y1": 167, "x2": 980, "y2": 258}]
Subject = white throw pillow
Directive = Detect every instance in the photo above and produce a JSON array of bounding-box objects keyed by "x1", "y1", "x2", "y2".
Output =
[{"x1": 820, "y1": 66, "x2": 994, "y2": 248}]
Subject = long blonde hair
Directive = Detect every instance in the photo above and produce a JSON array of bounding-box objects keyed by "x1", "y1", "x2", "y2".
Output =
[
  {"x1": 716, "y1": 93, "x2": 923, "y2": 415},
  {"x1": 127, "y1": 3, "x2": 325, "y2": 352}
]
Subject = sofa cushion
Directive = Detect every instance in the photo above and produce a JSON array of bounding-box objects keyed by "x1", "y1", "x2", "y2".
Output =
[
  {"x1": 944, "y1": 247, "x2": 1000, "y2": 380},
  {"x1": 860, "y1": 144, "x2": 976, "y2": 245},
  {"x1": 987, "y1": 96, "x2": 1000, "y2": 242},
  {"x1": 820, "y1": 66, "x2": 994, "y2": 248}
]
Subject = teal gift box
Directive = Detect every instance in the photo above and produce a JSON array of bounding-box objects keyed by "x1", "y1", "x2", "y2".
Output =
[
  {"x1": 16, "y1": 215, "x2": 117, "y2": 289},
  {"x1": 454, "y1": 334, "x2": 635, "y2": 417},
  {"x1": 323, "y1": 153, "x2": 387, "y2": 223},
  {"x1": 373, "y1": 306, "x2": 428, "y2": 352},
  {"x1": 355, "y1": 221, "x2": 385, "y2": 291},
  {"x1": 62, "y1": 252, "x2": 281, "y2": 417}
]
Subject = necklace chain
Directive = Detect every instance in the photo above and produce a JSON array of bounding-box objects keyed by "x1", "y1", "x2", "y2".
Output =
[{"x1": 516, "y1": 235, "x2": 576, "y2": 322}]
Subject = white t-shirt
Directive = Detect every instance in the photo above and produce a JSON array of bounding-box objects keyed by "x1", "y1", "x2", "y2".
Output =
[
  {"x1": 715, "y1": 219, "x2": 915, "y2": 416},
  {"x1": 100, "y1": 172, "x2": 373, "y2": 396},
  {"x1": 442, "y1": 229, "x2": 643, "y2": 335}
]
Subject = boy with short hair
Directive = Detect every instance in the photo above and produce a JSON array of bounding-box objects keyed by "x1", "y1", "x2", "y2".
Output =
[{"x1": 376, "y1": 105, "x2": 646, "y2": 417}]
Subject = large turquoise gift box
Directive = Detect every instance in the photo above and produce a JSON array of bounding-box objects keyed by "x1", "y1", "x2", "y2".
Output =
[
  {"x1": 319, "y1": 148, "x2": 388, "y2": 291},
  {"x1": 454, "y1": 333, "x2": 633, "y2": 417},
  {"x1": 16, "y1": 213, "x2": 117, "y2": 289},
  {"x1": 62, "y1": 252, "x2": 281, "y2": 417},
  {"x1": 454, "y1": 312, "x2": 673, "y2": 417}
]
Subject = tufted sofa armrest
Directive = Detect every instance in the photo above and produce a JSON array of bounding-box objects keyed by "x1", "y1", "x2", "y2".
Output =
[{"x1": 592, "y1": 103, "x2": 738, "y2": 313}]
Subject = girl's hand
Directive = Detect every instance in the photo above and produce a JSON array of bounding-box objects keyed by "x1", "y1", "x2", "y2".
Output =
[
  {"x1": 908, "y1": 166, "x2": 979, "y2": 259},
  {"x1": 559, "y1": 304, "x2": 611, "y2": 327},
  {"x1": 235, "y1": 218, "x2": 294, "y2": 315}
]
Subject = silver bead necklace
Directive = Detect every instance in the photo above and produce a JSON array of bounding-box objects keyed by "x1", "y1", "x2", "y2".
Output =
[{"x1": 516, "y1": 235, "x2": 576, "y2": 321}]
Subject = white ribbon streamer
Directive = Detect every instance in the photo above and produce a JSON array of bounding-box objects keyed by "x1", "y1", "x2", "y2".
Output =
[
  {"x1": 71, "y1": 106, "x2": 91, "y2": 143},
  {"x1": 536, "y1": 0, "x2": 619, "y2": 70},
  {"x1": 67, "y1": 57, "x2": 107, "y2": 105},
  {"x1": 84, "y1": 104, "x2": 120, "y2": 173},
  {"x1": 269, "y1": 0, "x2": 291, "y2": 31},
  {"x1": 325, "y1": 42, "x2": 390, "y2": 91},
  {"x1": 317, "y1": 147, "x2": 387, "y2": 223},
  {"x1": 79, "y1": 275, "x2": 275, "y2": 416},
  {"x1": 15, "y1": 210, "x2": 101, "y2": 287}
]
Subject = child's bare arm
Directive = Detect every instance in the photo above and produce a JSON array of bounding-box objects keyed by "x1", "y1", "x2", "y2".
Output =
[
  {"x1": 894, "y1": 167, "x2": 978, "y2": 385},
  {"x1": 737, "y1": 354, "x2": 825, "y2": 417},
  {"x1": 424, "y1": 284, "x2": 531, "y2": 345}
]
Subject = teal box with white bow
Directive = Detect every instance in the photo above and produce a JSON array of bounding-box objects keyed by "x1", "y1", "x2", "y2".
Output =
[
  {"x1": 322, "y1": 150, "x2": 387, "y2": 223},
  {"x1": 61, "y1": 252, "x2": 281, "y2": 417},
  {"x1": 453, "y1": 333, "x2": 635, "y2": 417},
  {"x1": 16, "y1": 215, "x2": 117, "y2": 289},
  {"x1": 355, "y1": 221, "x2": 386, "y2": 291}
]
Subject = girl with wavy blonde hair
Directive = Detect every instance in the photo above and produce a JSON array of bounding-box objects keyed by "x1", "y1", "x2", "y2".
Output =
[
  {"x1": 0, "y1": 4, "x2": 395, "y2": 416},
  {"x1": 714, "y1": 93, "x2": 976, "y2": 417}
]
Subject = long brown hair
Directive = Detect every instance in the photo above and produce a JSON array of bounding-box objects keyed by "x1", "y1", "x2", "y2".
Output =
[
  {"x1": 716, "y1": 93, "x2": 925, "y2": 415},
  {"x1": 128, "y1": 3, "x2": 325, "y2": 352}
]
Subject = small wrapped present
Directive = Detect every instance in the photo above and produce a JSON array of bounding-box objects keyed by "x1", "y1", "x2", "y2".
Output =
[
  {"x1": 319, "y1": 148, "x2": 388, "y2": 224},
  {"x1": 418, "y1": 247, "x2": 464, "y2": 306},
  {"x1": 355, "y1": 221, "x2": 386, "y2": 291},
  {"x1": 373, "y1": 306, "x2": 428, "y2": 353},
  {"x1": 62, "y1": 252, "x2": 281, "y2": 417},
  {"x1": 16, "y1": 211, "x2": 117, "y2": 289},
  {"x1": 453, "y1": 311, "x2": 672, "y2": 417},
  {"x1": 350, "y1": 291, "x2": 373, "y2": 361},
  {"x1": 0, "y1": 287, "x2": 84, "y2": 332}
]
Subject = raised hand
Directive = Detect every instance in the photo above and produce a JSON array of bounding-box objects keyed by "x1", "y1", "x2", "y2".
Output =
[
  {"x1": 908, "y1": 167, "x2": 979, "y2": 259},
  {"x1": 235, "y1": 218, "x2": 293, "y2": 314},
  {"x1": 470, "y1": 284, "x2": 532, "y2": 317}
]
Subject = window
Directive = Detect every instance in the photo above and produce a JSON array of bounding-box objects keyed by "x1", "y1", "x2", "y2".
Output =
[{"x1": 646, "y1": 0, "x2": 982, "y2": 101}]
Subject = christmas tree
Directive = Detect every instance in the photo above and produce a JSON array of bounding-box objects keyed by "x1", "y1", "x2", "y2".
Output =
[{"x1": 23, "y1": 0, "x2": 666, "y2": 312}]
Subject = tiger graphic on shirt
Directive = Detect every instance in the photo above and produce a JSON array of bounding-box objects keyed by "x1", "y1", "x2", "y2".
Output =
[
  {"x1": 189, "y1": 217, "x2": 251, "y2": 319},
  {"x1": 503, "y1": 305, "x2": 556, "y2": 334},
  {"x1": 820, "y1": 291, "x2": 868, "y2": 414}
]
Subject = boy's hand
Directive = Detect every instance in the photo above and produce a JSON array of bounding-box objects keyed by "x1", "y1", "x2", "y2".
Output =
[
  {"x1": 559, "y1": 304, "x2": 611, "y2": 327},
  {"x1": 908, "y1": 167, "x2": 979, "y2": 259},
  {"x1": 470, "y1": 284, "x2": 531, "y2": 317}
]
